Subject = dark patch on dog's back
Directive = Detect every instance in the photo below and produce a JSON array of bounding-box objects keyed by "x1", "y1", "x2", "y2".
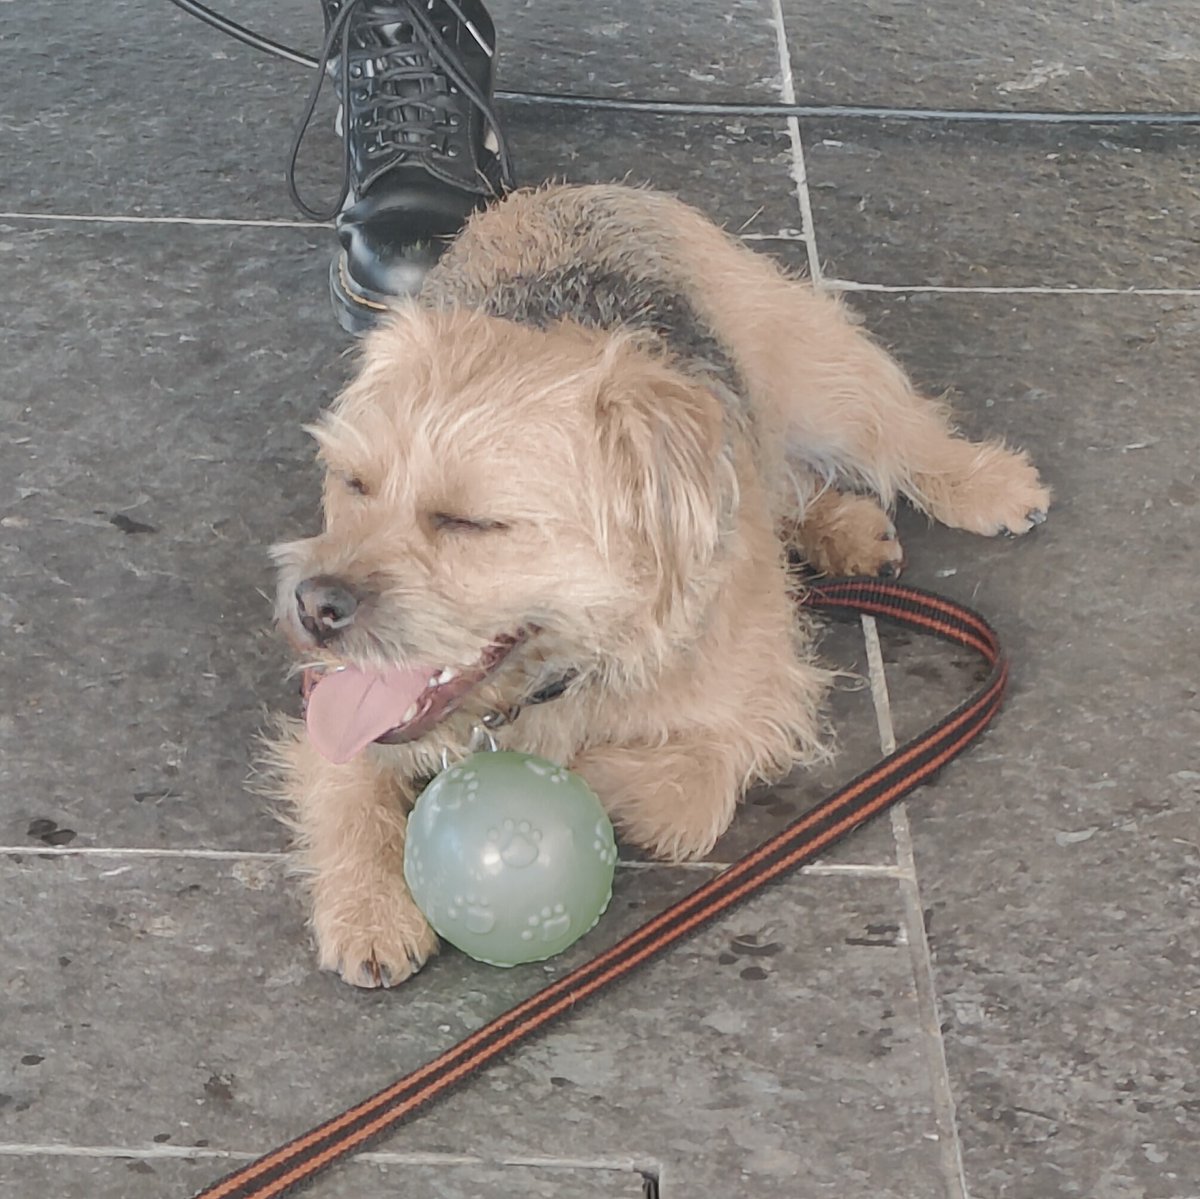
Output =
[{"x1": 470, "y1": 263, "x2": 743, "y2": 396}]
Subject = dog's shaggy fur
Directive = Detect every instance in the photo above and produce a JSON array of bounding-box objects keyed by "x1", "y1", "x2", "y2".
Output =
[{"x1": 270, "y1": 184, "x2": 1050, "y2": 987}]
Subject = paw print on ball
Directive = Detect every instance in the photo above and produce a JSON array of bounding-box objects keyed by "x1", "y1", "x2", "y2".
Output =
[
  {"x1": 486, "y1": 818, "x2": 543, "y2": 868},
  {"x1": 445, "y1": 892, "x2": 496, "y2": 935},
  {"x1": 523, "y1": 759, "x2": 570, "y2": 785},
  {"x1": 592, "y1": 818, "x2": 618, "y2": 867},
  {"x1": 406, "y1": 842, "x2": 425, "y2": 887},
  {"x1": 521, "y1": 903, "x2": 572, "y2": 944},
  {"x1": 428, "y1": 767, "x2": 480, "y2": 813}
]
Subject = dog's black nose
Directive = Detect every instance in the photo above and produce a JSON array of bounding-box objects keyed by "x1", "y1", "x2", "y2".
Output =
[{"x1": 295, "y1": 576, "x2": 359, "y2": 643}]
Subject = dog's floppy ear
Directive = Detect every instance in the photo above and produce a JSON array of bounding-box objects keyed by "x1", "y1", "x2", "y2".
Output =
[{"x1": 593, "y1": 343, "x2": 737, "y2": 617}]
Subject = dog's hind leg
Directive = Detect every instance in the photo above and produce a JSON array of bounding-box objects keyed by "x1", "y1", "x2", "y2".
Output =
[
  {"x1": 666, "y1": 215, "x2": 1051, "y2": 536},
  {"x1": 753, "y1": 286, "x2": 1052, "y2": 536}
]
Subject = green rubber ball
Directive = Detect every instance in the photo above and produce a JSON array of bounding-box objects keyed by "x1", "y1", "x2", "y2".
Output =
[{"x1": 403, "y1": 751, "x2": 618, "y2": 967}]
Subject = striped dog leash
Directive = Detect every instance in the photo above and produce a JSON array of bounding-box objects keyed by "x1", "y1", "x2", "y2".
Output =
[{"x1": 193, "y1": 577, "x2": 1007, "y2": 1199}]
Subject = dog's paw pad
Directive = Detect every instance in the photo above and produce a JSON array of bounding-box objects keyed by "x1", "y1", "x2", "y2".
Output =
[{"x1": 317, "y1": 915, "x2": 439, "y2": 990}]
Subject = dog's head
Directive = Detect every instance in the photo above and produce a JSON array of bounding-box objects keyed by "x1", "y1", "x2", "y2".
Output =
[{"x1": 273, "y1": 304, "x2": 737, "y2": 760}]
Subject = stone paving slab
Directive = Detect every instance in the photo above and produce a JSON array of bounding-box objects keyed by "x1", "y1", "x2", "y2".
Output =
[
  {"x1": 152, "y1": 0, "x2": 786, "y2": 105},
  {"x1": 1, "y1": 223, "x2": 333, "y2": 853},
  {"x1": 0, "y1": 1153, "x2": 646, "y2": 1199},
  {"x1": 491, "y1": 0, "x2": 785, "y2": 103},
  {"x1": 848, "y1": 291, "x2": 1200, "y2": 1197},
  {"x1": 803, "y1": 120, "x2": 1200, "y2": 288},
  {"x1": 781, "y1": 0, "x2": 1200, "y2": 112},
  {"x1": 1, "y1": 856, "x2": 947, "y2": 1197}
]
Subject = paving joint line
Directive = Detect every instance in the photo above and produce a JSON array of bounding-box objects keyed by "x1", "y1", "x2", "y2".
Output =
[
  {"x1": 6, "y1": 214, "x2": 1194, "y2": 297},
  {"x1": 0, "y1": 211, "x2": 325, "y2": 229},
  {"x1": 826, "y1": 279, "x2": 1200, "y2": 296},
  {"x1": 892, "y1": 806, "x2": 972, "y2": 1199},
  {"x1": 1, "y1": 844, "x2": 906, "y2": 877},
  {"x1": 1, "y1": 846, "x2": 287, "y2": 861},
  {"x1": 861, "y1": 615, "x2": 896, "y2": 758},
  {"x1": 860, "y1": 617, "x2": 970, "y2": 1198},
  {"x1": 0, "y1": 209, "x2": 816, "y2": 246},
  {"x1": 0, "y1": 1142, "x2": 648, "y2": 1173},
  {"x1": 768, "y1": 0, "x2": 821, "y2": 282},
  {"x1": 496, "y1": 92, "x2": 1200, "y2": 125}
]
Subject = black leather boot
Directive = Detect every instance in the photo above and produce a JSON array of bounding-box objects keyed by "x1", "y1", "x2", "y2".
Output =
[{"x1": 291, "y1": 0, "x2": 513, "y2": 333}]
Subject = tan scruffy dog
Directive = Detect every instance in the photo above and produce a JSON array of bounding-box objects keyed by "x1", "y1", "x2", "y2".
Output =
[{"x1": 270, "y1": 183, "x2": 1049, "y2": 988}]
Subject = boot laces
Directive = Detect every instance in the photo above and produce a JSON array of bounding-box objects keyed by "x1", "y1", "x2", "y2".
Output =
[{"x1": 287, "y1": 0, "x2": 514, "y2": 221}]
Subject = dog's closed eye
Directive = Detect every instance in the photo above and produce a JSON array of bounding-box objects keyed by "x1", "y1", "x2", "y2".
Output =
[
  {"x1": 337, "y1": 473, "x2": 370, "y2": 496},
  {"x1": 431, "y1": 512, "x2": 509, "y2": 535}
]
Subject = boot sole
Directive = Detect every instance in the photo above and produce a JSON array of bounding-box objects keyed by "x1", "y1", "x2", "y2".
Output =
[{"x1": 328, "y1": 252, "x2": 395, "y2": 337}]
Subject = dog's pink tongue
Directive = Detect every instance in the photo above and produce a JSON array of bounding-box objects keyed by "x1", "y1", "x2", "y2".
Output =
[{"x1": 305, "y1": 666, "x2": 429, "y2": 764}]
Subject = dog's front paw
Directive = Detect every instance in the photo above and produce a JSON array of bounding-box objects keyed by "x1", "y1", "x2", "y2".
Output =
[
  {"x1": 615, "y1": 809, "x2": 720, "y2": 864},
  {"x1": 574, "y1": 743, "x2": 738, "y2": 865},
  {"x1": 796, "y1": 495, "x2": 907, "y2": 578},
  {"x1": 312, "y1": 891, "x2": 439, "y2": 989}
]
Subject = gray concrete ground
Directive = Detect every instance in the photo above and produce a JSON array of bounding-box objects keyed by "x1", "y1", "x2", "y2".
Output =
[{"x1": 2, "y1": 2, "x2": 1198, "y2": 1197}]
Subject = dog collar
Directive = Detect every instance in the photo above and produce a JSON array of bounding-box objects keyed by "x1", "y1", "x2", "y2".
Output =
[{"x1": 476, "y1": 670, "x2": 579, "y2": 730}]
